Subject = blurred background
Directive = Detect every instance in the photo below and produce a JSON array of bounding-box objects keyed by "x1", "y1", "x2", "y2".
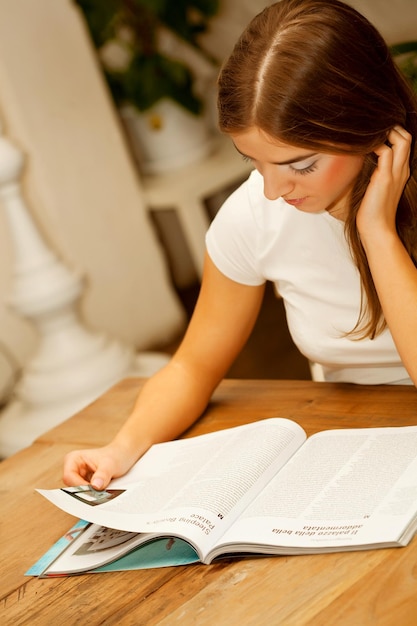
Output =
[{"x1": 0, "y1": 0, "x2": 415, "y2": 453}]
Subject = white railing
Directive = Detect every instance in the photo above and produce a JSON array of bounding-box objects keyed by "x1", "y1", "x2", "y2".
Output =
[{"x1": 0, "y1": 127, "x2": 168, "y2": 458}]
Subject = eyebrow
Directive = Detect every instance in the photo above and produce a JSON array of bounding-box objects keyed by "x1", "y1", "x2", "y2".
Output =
[{"x1": 234, "y1": 146, "x2": 318, "y2": 165}]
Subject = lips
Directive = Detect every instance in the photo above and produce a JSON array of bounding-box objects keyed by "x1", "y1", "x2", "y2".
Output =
[{"x1": 284, "y1": 197, "x2": 307, "y2": 206}]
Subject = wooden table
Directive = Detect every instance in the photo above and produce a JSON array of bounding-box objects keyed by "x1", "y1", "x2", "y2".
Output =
[{"x1": 2, "y1": 378, "x2": 417, "y2": 625}]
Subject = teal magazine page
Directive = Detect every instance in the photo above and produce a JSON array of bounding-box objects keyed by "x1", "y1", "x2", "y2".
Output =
[{"x1": 26, "y1": 519, "x2": 199, "y2": 577}]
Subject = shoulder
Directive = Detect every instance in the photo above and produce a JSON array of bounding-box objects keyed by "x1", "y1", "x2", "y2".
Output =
[
  {"x1": 205, "y1": 170, "x2": 290, "y2": 285},
  {"x1": 209, "y1": 169, "x2": 287, "y2": 228}
]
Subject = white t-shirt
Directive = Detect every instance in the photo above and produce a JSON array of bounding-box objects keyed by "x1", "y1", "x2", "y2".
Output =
[{"x1": 206, "y1": 169, "x2": 412, "y2": 385}]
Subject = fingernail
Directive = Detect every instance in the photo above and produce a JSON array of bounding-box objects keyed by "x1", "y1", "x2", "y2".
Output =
[{"x1": 91, "y1": 477, "x2": 104, "y2": 490}]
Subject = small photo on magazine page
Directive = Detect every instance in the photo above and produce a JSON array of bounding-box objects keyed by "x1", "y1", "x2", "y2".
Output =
[
  {"x1": 74, "y1": 526, "x2": 139, "y2": 555},
  {"x1": 61, "y1": 485, "x2": 125, "y2": 507}
]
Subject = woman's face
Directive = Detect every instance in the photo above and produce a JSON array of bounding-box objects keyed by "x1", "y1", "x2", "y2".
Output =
[{"x1": 231, "y1": 127, "x2": 365, "y2": 220}]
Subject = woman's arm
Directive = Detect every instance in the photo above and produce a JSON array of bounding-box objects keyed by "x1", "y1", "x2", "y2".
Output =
[
  {"x1": 356, "y1": 126, "x2": 417, "y2": 383},
  {"x1": 63, "y1": 253, "x2": 265, "y2": 489}
]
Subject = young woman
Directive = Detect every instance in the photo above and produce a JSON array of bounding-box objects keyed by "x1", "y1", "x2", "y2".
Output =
[{"x1": 64, "y1": 0, "x2": 417, "y2": 489}]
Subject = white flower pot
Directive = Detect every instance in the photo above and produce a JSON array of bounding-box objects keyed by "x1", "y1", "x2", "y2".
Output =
[{"x1": 120, "y1": 99, "x2": 213, "y2": 174}]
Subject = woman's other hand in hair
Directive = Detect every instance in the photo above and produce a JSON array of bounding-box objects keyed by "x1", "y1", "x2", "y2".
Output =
[{"x1": 356, "y1": 126, "x2": 412, "y2": 241}]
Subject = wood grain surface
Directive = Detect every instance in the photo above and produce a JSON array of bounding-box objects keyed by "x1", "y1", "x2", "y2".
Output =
[{"x1": 2, "y1": 378, "x2": 417, "y2": 625}]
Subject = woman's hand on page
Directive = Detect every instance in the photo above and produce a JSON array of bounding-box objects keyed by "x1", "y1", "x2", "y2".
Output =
[
  {"x1": 356, "y1": 126, "x2": 411, "y2": 241},
  {"x1": 63, "y1": 442, "x2": 137, "y2": 490}
]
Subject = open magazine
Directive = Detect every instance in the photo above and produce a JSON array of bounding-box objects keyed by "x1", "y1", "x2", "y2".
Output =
[{"x1": 33, "y1": 418, "x2": 417, "y2": 576}]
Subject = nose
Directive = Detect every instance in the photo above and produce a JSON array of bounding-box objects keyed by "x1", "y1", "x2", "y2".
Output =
[{"x1": 262, "y1": 167, "x2": 294, "y2": 200}]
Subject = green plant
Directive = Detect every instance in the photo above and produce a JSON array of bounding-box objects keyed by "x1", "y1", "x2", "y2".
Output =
[
  {"x1": 391, "y1": 41, "x2": 417, "y2": 93},
  {"x1": 74, "y1": 0, "x2": 219, "y2": 114}
]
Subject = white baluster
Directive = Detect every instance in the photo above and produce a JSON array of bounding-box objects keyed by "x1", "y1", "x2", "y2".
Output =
[{"x1": 0, "y1": 129, "x2": 168, "y2": 458}]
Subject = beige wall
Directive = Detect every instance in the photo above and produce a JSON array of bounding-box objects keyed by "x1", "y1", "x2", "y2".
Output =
[
  {"x1": 202, "y1": 0, "x2": 417, "y2": 61},
  {"x1": 0, "y1": 0, "x2": 186, "y2": 401}
]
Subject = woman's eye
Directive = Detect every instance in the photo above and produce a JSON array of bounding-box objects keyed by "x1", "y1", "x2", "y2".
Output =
[
  {"x1": 241, "y1": 155, "x2": 253, "y2": 163},
  {"x1": 290, "y1": 162, "x2": 318, "y2": 176}
]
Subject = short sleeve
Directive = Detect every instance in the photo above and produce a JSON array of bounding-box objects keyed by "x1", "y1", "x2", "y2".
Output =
[{"x1": 205, "y1": 172, "x2": 265, "y2": 286}]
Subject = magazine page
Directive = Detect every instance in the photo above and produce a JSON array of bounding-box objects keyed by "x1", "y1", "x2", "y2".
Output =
[
  {"x1": 39, "y1": 524, "x2": 157, "y2": 575},
  {"x1": 211, "y1": 426, "x2": 417, "y2": 559},
  {"x1": 38, "y1": 418, "x2": 306, "y2": 559},
  {"x1": 31, "y1": 522, "x2": 199, "y2": 576}
]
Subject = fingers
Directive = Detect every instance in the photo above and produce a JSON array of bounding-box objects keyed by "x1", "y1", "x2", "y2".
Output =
[
  {"x1": 391, "y1": 125, "x2": 412, "y2": 141},
  {"x1": 390, "y1": 126, "x2": 411, "y2": 185},
  {"x1": 89, "y1": 459, "x2": 117, "y2": 490},
  {"x1": 63, "y1": 450, "x2": 100, "y2": 487},
  {"x1": 63, "y1": 448, "x2": 122, "y2": 490},
  {"x1": 389, "y1": 125, "x2": 412, "y2": 155},
  {"x1": 373, "y1": 126, "x2": 411, "y2": 184},
  {"x1": 357, "y1": 125, "x2": 412, "y2": 237},
  {"x1": 386, "y1": 126, "x2": 411, "y2": 163},
  {"x1": 376, "y1": 126, "x2": 411, "y2": 155}
]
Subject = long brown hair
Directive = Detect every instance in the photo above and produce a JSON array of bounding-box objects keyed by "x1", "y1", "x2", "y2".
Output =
[{"x1": 218, "y1": 0, "x2": 417, "y2": 339}]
